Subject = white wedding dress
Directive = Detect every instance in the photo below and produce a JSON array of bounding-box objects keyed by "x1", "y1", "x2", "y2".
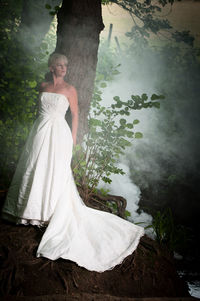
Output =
[{"x1": 2, "y1": 92, "x2": 144, "y2": 272}]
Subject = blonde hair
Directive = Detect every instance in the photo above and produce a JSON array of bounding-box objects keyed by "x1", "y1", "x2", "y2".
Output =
[{"x1": 48, "y1": 53, "x2": 68, "y2": 67}]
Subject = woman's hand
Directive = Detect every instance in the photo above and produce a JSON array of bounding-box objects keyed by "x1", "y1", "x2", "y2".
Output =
[{"x1": 72, "y1": 134, "x2": 77, "y2": 146}]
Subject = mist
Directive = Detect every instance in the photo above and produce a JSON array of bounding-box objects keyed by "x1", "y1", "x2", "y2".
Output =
[
  {"x1": 2, "y1": 0, "x2": 200, "y2": 227},
  {"x1": 97, "y1": 36, "x2": 200, "y2": 227}
]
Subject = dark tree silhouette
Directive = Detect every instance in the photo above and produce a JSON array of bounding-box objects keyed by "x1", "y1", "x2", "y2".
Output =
[{"x1": 56, "y1": 0, "x2": 104, "y2": 142}]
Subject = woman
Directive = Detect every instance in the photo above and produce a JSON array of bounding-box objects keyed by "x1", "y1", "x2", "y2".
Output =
[
  {"x1": 2, "y1": 53, "x2": 144, "y2": 272},
  {"x1": 41, "y1": 53, "x2": 78, "y2": 145}
]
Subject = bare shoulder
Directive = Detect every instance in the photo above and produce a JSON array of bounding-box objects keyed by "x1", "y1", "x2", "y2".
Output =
[
  {"x1": 65, "y1": 84, "x2": 78, "y2": 101},
  {"x1": 39, "y1": 81, "x2": 49, "y2": 92},
  {"x1": 66, "y1": 84, "x2": 77, "y2": 96}
]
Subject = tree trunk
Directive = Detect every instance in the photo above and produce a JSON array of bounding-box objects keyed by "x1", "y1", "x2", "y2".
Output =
[{"x1": 56, "y1": 0, "x2": 104, "y2": 143}]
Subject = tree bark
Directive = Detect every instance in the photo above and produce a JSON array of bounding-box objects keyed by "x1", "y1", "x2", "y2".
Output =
[{"x1": 56, "y1": 0, "x2": 104, "y2": 143}]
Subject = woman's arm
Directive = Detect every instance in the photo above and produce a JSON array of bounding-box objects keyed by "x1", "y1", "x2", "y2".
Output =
[
  {"x1": 35, "y1": 82, "x2": 48, "y2": 118},
  {"x1": 68, "y1": 86, "x2": 79, "y2": 145},
  {"x1": 39, "y1": 81, "x2": 48, "y2": 92}
]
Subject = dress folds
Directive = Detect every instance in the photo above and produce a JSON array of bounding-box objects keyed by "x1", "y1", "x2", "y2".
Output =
[{"x1": 2, "y1": 92, "x2": 144, "y2": 272}]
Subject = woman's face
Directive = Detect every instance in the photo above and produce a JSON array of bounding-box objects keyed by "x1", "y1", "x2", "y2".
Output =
[{"x1": 51, "y1": 59, "x2": 67, "y2": 78}]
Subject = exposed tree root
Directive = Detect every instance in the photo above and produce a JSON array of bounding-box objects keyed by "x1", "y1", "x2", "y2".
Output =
[{"x1": 78, "y1": 187, "x2": 127, "y2": 218}]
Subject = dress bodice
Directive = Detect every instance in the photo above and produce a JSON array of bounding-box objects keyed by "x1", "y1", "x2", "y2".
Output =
[{"x1": 39, "y1": 92, "x2": 69, "y2": 118}]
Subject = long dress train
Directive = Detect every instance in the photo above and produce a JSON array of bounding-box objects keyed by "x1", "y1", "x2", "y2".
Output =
[{"x1": 2, "y1": 92, "x2": 144, "y2": 272}]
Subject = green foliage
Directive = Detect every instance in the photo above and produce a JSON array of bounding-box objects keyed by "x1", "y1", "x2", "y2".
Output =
[
  {"x1": 45, "y1": 3, "x2": 60, "y2": 16},
  {"x1": 0, "y1": 4, "x2": 55, "y2": 187},
  {"x1": 172, "y1": 30, "x2": 194, "y2": 47},
  {"x1": 106, "y1": 201, "x2": 118, "y2": 214},
  {"x1": 0, "y1": 0, "x2": 23, "y2": 40},
  {"x1": 125, "y1": 209, "x2": 131, "y2": 218},
  {"x1": 112, "y1": 0, "x2": 194, "y2": 47},
  {"x1": 101, "y1": 0, "x2": 112, "y2": 4},
  {"x1": 72, "y1": 81, "x2": 163, "y2": 201},
  {"x1": 72, "y1": 34, "x2": 164, "y2": 203},
  {"x1": 126, "y1": 28, "x2": 200, "y2": 197},
  {"x1": 146, "y1": 208, "x2": 188, "y2": 252},
  {"x1": 96, "y1": 40, "x2": 121, "y2": 83}
]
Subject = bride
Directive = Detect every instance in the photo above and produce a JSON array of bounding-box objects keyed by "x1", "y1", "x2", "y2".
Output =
[{"x1": 1, "y1": 53, "x2": 144, "y2": 272}]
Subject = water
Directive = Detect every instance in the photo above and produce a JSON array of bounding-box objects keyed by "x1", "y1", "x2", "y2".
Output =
[
  {"x1": 178, "y1": 271, "x2": 200, "y2": 298},
  {"x1": 100, "y1": 163, "x2": 200, "y2": 298},
  {"x1": 189, "y1": 281, "x2": 200, "y2": 298}
]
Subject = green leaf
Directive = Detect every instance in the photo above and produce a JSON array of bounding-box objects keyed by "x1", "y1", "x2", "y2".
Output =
[
  {"x1": 125, "y1": 210, "x2": 131, "y2": 217},
  {"x1": 113, "y1": 96, "x2": 120, "y2": 102},
  {"x1": 115, "y1": 102, "x2": 122, "y2": 108},
  {"x1": 141, "y1": 93, "x2": 148, "y2": 101},
  {"x1": 102, "y1": 0, "x2": 111, "y2": 5},
  {"x1": 102, "y1": 177, "x2": 112, "y2": 184},
  {"x1": 100, "y1": 187, "x2": 110, "y2": 196},
  {"x1": 128, "y1": 99, "x2": 133, "y2": 106},
  {"x1": 45, "y1": 4, "x2": 52, "y2": 9},
  {"x1": 120, "y1": 118, "x2": 126, "y2": 126},
  {"x1": 89, "y1": 118, "x2": 102, "y2": 127},
  {"x1": 126, "y1": 131, "x2": 134, "y2": 138},
  {"x1": 112, "y1": 69, "x2": 120, "y2": 75},
  {"x1": 74, "y1": 144, "x2": 81, "y2": 151},
  {"x1": 135, "y1": 132, "x2": 143, "y2": 139},
  {"x1": 54, "y1": 6, "x2": 60, "y2": 11},
  {"x1": 151, "y1": 94, "x2": 164, "y2": 101},
  {"x1": 126, "y1": 123, "x2": 133, "y2": 129},
  {"x1": 151, "y1": 94, "x2": 159, "y2": 100},
  {"x1": 145, "y1": 225, "x2": 153, "y2": 229},
  {"x1": 153, "y1": 102, "x2": 160, "y2": 108},
  {"x1": 28, "y1": 80, "x2": 37, "y2": 88},
  {"x1": 100, "y1": 82, "x2": 107, "y2": 88},
  {"x1": 80, "y1": 161, "x2": 86, "y2": 166}
]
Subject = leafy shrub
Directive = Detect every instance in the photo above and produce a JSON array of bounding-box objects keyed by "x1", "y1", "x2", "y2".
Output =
[
  {"x1": 146, "y1": 208, "x2": 188, "y2": 252},
  {"x1": 0, "y1": 14, "x2": 54, "y2": 187},
  {"x1": 72, "y1": 83, "x2": 163, "y2": 202}
]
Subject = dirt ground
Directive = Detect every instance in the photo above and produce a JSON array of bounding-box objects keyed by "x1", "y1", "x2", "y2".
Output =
[{"x1": 0, "y1": 216, "x2": 190, "y2": 300}]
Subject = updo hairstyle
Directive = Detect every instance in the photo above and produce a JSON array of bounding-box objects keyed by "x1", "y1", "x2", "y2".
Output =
[
  {"x1": 45, "y1": 53, "x2": 68, "y2": 82},
  {"x1": 48, "y1": 53, "x2": 68, "y2": 68}
]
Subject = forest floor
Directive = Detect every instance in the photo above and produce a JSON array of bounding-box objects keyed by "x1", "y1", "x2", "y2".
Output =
[
  {"x1": 0, "y1": 295, "x2": 198, "y2": 301},
  {"x1": 0, "y1": 218, "x2": 195, "y2": 301},
  {"x1": 0, "y1": 209, "x2": 195, "y2": 300}
]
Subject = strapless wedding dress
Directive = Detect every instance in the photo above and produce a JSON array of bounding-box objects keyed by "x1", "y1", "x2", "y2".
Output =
[{"x1": 2, "y1": 92, "x2": 144, "y2": 272}]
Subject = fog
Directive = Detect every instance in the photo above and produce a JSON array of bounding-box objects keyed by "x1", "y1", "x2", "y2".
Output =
[
  {"x1": 15, "y1": 1, "x2": 200, "y2": 227},
  {"x1": 98, "y1": 35, "x2": 200, "y2": 226}
]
